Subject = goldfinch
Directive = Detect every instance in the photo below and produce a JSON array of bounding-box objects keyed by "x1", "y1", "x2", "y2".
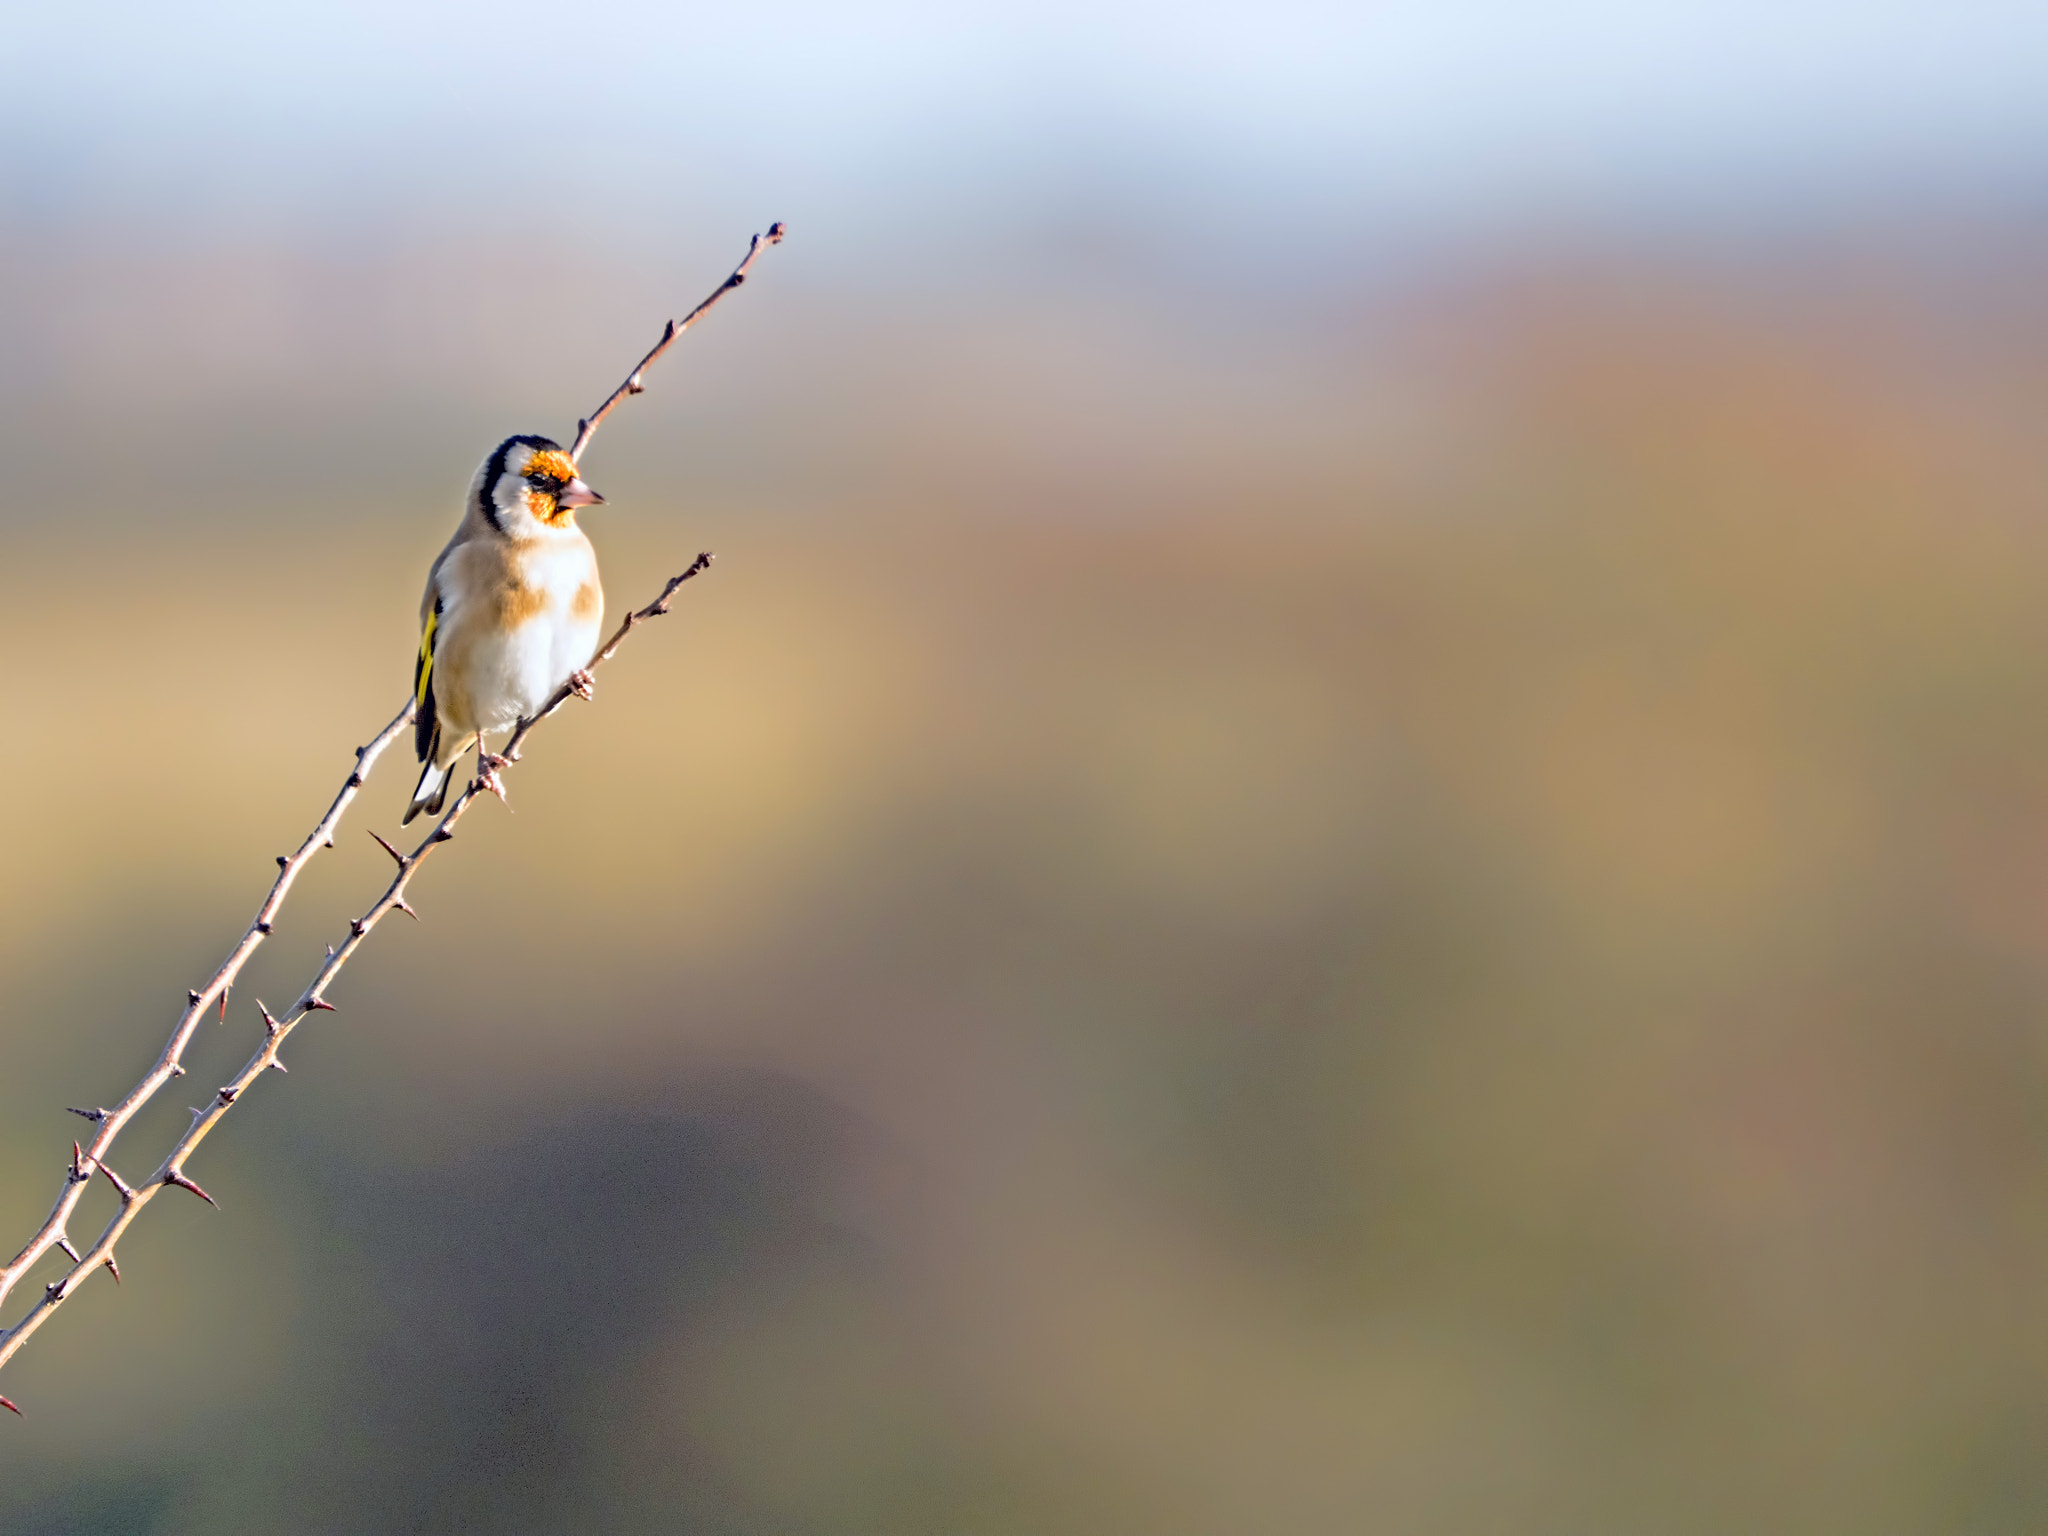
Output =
[{"x1": 404, "y1": 434, "x2": 606, "y2": 824}]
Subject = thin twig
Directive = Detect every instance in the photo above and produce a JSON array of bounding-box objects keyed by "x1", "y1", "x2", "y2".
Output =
[
  {"x1": 0, "y1": 704, "x2": 414, "y2": 1323},
  {"x1": 567, "y1": 223, "x2": 785, "y2": 464},
  {"x1": 0, "y1": 556, "x2": 715, "y2": 1386}
]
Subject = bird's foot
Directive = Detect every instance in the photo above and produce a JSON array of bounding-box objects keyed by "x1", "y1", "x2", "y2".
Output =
[
  {"x1": 475, "y1": 753, "x2": 511, "y2": 805},
  {"x1": 567, "y1": 669, "x2": 596, "y2": 702}
]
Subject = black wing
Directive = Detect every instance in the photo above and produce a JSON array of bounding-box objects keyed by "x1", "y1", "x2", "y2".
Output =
[{"x1": 414, "y1": 594, "x2": 442, "y2": 763}]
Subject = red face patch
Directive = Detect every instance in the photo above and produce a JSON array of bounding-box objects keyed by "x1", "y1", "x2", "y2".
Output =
[{"x1": 520, "y1": 449, "x2": 580, "y2": 526}]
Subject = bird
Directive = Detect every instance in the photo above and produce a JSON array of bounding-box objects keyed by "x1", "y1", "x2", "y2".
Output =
[{"x1": 404, "y1": 434, "x2": 606, "y2": 824}]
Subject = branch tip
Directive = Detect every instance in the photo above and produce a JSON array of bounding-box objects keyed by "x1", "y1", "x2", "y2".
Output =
[{"x1": 568, "y1": 224, "x2": 782, "y2": 462}]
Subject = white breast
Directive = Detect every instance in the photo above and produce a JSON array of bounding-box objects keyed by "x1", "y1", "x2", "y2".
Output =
[{"x1": 449, "y1": 531, "x2": 600, "y2": 733}]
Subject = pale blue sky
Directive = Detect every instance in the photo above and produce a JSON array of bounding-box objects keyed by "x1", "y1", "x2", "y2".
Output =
[{"x1": 4, "y1": 2, "x2": 2046, "y2": 244}]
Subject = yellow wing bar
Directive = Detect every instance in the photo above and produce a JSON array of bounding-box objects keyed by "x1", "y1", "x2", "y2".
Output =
[{"x1": 416, "y1": 603, "x2": 438, "y2": 709}]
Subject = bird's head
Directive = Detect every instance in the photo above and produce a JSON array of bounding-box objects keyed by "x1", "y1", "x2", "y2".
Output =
[{"x1": 472, "y1": 434, "x2": 605, "y2": 536}]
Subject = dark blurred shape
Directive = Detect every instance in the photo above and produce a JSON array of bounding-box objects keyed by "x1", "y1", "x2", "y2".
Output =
[
  {"x1": 7, "y1": 1476, "x2": 179, "y2": 1536},
  {"x1": 289, "y1": 1077, "x2": 868, "y2": 1532}
]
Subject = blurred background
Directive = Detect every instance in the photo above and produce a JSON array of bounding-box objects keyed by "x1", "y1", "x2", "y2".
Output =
[{"x1": 3, "y1": 2, "x2": 2048, "y2": 1530}]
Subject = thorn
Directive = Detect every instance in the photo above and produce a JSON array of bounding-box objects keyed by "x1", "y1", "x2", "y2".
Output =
[
  {"x1": 170, "y1": 1063, "x2": 187, "y2": 1077},
  {"x1": 70, "y1": 1142, "x2": 88, "y2": 1183},
  {"x1": 369, "y1": 830, "x2": 409, "y2": 867},
  {"x1": 346, "y1": 771, "x2": 364, "y2": 789},
  {"x1": 56, "y1": 1238, "x2": 80, "y2": 1263},
  {"x1": 268, "y1": 1057, "x2": 288, "y2": 1073},
  {"x1": 163, "y1": 1170, "x2": 217, "y2": 1209},
  {"x1": 215, "y1": 1085, "x2": 238, "y2": 1106},
  {"x1": 219, "y1": 987, "x2": 231, "y2": 1022},
  {"x1": 277, "y1": 854, "x2": 290, "y2": 869},
  {"x1": 304, "y1": 997, "x2": 337, "y2": 1013},
  {"x1": 326, "y1": 945, "x2": 336, "y2": 959},
  {"x1": 0, "y1": 1395, "x2": 21, "y2": 1416},
  {"x1": 255, "y1": 920, "x2": 274, "y2": 936},
  {"x1": 104, "y1": 1254, "x2": 121, "y2": 1285},
  {"x1": 354, "y1": 744, "x2": 367, "y2": 760},
  {"x1": 96, "y1": 1161, "x2": 135, "y2": 1203},
  {"x1": 257, "y1": 1001, "x2": 282, "y2": 1036},
  {"x1": 349, "y1": 918, "x2": 367, "y2": 937},
  {"x1": 66, "y1": 1106, "x2": 107, "y2": 1123},
  {"x1": 43, "y1": 1282, "x2": 63, "y2": 1303},
  {"x1": 188, "y1": 989, "x2": 202, "y2": 1006},
  {"x1": 432, "y1": 826, "x2": 454, "y2": 843},
  {"x1": 393, "y1": 896, "x2": 418, "y2": 921}
]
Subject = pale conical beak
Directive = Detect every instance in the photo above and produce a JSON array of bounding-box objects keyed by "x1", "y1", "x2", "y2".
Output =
[{"x1": 557, "y1": 478, "x2": 605, "y2": 509}]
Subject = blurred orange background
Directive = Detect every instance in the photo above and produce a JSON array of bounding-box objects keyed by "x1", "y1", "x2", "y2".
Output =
[{"x1": 5, "y1": 5, "x2": 2048, "y2": 1531}]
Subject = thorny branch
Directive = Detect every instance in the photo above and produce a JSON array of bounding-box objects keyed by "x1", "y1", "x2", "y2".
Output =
[
  {"x1": 0, "y1": 223, "x2": 782, "y2": 1412},
  {"x1": 0, "y1": 706, "x2": 415, "y2": 1354},
  {"x1": 568, "y1": 222, "x2": 786, "y2": 465}
]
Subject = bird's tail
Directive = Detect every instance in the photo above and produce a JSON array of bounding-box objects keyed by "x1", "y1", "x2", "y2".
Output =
[{"x1": 402, "y1": 753, "x2": 453, "y2": 826}]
